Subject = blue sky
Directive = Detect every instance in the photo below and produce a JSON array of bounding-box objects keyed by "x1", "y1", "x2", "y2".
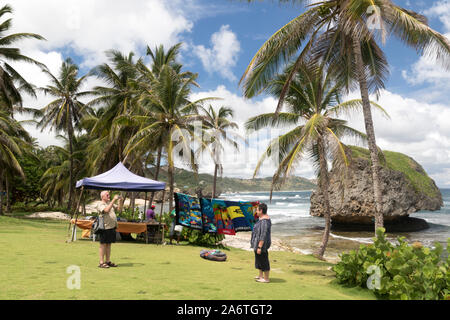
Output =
[{"x1": 9, "y1": 0, "x2": 450, "y2": 187}]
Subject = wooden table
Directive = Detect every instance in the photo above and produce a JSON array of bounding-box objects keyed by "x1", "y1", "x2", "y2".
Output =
[{"x1": 71, "y1": 219, "x2": 166, "y2": 244}]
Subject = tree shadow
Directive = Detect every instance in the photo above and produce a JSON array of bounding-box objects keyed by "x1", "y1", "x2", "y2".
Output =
[
  {"x1": 292, "y1": 269, "x2": 334, "y2": 277},
  {"x1": 287, "y1": 259, "x2": 331, "y2": 268}
]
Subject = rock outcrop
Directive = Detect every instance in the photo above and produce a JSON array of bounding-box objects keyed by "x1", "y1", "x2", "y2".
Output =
[{"x1": 310, "y1": 146, "x2": 443, "y2": 232}]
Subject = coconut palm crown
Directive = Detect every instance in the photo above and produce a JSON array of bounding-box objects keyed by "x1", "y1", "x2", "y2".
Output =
[{"x1": 245, "y1": 59, "x2": 388, "y2": 257}]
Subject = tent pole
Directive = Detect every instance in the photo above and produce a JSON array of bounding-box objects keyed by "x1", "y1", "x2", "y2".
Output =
[
  {"x1": 131, "y1": 192, "x2": 135, "y2": 219},
  {"x1": 158, "y1": 190, "x2": 165, "y2": 245},
  {"x1": 69, "y1": 186, "x2": 84, "y2": 242},
  {"x1": 160, "y1": 190, "x2": 165, "y2": 218},
  {"x1": 67, "y1": 186, "x2": 83, "y2": 237},
  {"x1": 143, "y1": 192, "x2": 147, "y2": 220}
]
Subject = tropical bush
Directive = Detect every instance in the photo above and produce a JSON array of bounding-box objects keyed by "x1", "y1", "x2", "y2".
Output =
[
  {"x1": 333, "y1": 228, "x2": 450, "y2": 300},
  {"x1": 117, "y1": 206, "x2": 141, "y2": 222},
  {"x1": 183, "y1": 228, "x2": 225, "y2": 248},
  {"x1": 159, "y1": 210, "x2": 225, "y2": 247}
]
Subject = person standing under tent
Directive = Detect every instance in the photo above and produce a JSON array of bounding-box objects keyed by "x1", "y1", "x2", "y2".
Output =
[
  {"x1": 146, "y1": 204, "x2": 156, "y2": 220},
  {"x1": 96, "y1": 191, "x2": 122, "y2": 268}
]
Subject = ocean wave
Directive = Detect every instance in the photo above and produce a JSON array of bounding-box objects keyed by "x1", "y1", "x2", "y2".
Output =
[
  {"x1": 271, "y1": 216, "x2": 304, "y2": 224},
  {"x1": 269, "y1": 211, "x2": 310, "y2": 219},
  {"x1": 330, "y1": 233, "x2": 374, "y2": 244}
]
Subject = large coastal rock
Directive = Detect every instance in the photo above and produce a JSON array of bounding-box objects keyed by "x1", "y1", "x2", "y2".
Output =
[{"x1": 310, "y1": 146, "x2": 443, "y2": 232}]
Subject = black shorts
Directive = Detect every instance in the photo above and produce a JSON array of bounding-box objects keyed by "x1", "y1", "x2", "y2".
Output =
[
  {"x1": 254, "y1": 250, "x2": 270, "y2": 271},
  {"x1": 99, "y1": 228, "x2": 116, "y2": 244}
]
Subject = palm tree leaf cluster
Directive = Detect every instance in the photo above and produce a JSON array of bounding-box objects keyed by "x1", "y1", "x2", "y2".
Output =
[{"x1": 241, "y1": 0, "x2": 450, "y2": 257}]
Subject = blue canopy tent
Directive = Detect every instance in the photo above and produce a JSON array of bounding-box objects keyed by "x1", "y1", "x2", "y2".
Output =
[
  {"x1": 76, "y1": 162, "x2": 166, "y2": 192},
  {"x1": 69, "y1": 162, "x2": 166, "y2": 242}
]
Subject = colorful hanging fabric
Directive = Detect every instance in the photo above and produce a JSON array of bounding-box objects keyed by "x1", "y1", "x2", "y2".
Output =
[
  {"x1": 211, "y1": 199, "x2": 235, "y2": 235},
  {"x1": 238, "y1": 201, "x2": 259, "y2": 230},
  {"x1": 174, "y1": 193, "x2": 203, "y2": 230},
  {"x1": 223, "y1": 200, "x2": 258, "y2": 232},
  {"x1": 200, "y1": 198, "x2": 217, "y2": 233}
]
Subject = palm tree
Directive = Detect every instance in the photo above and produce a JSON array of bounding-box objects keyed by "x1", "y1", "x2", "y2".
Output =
[
  {"x1": 129, "y1": 43, "x2": 187, "y2": 183},
  {"x1": 0, "y1": 108, "x2": 33, "y2": 214},
  {"x1": 125, "y1": 64, "x2": 217, "y2": 211},
  {"x1": 0, "y1": 4, "x2": 45, "y2": 112},
  {"x1": 36, "y1": 58, "x2": 91, "y2": 211},
  {"x1": 241, "y1": 0, "x2": 450, "y2": 231},
  {"x1": 86, "y1": 50, "x2": 141, "y2": 173},
  {"x1": 39, "y1": 134, "x2": 90, "y2": 208},
  {"x1": 198, "y1": 105, "x2": 240, "y2": 198},
  {"x1": 245, "y1": 60, "x2": 388, "y2": 258}
]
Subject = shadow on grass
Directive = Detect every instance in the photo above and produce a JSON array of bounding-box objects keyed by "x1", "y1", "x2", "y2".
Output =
[
  {"x1": 117, "y1": 262, "x2": 146, "y2": 267},
  {"x1": 268, "y1": 278, "x2": 286, "y2": 283},
  {"x1": 287, "y1": 258, "x2": 331, "y2": 268},
  {"x1": 292, "y1": 269, "x2": 334, "y2": 277}
]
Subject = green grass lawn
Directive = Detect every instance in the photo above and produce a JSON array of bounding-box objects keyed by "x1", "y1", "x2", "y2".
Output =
[{"x1": 0, "y1": 216, "x2": 376, "y2": 300}]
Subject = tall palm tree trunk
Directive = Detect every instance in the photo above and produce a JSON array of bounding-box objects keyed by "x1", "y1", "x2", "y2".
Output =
[
  {"x1": 316, "y1": 138, "x2": 332, "y2": 259},
  {"x1": 213, "y1": 163, "x2": 218, "y2": 199},
  {"x1": 150, "y1": 145, "x2": 163, "y2": 205},
  {"x1": 67, "y1": 118, "x2": 75, "y2": 213},
  {"x1": 6, "y1": 175, "x2": 10, "y2": 213},
  {"x1": 168, "y1": 140, "x2": 175, "y2": 212},
  {"x1": 353, "y1": 38, "x2": 384, "y2": 232},
  {"x1": 0, "y1": 171, "x2": 3, "y2": 216}
]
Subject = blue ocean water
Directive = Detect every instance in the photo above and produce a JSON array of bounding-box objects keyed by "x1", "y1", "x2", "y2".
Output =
[{"x1": 221, "y1": 189, "x2": 450, "y2": 255}]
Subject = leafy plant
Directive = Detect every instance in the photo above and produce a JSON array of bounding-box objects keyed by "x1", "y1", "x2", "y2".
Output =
[
  {"x1": 183, "y1": 228, "x2": 225, "y2": 248},
  {"x1": 118, "y1": 206, "x2": 140, "y2": 222},
  {"x1": 333, "y1": 228, "x2": 450, "y2": 300},
  {"x1": 159, "y1": 211, "x2": 225, "y2": 247}
]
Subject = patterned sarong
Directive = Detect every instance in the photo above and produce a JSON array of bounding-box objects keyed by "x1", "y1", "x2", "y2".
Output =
[
  {"x1": 174, "y1": 193, "x2": 203, "y2": 230},
  {"x1": 174, "y1": 193, "x2": 259, "y2": 234}
]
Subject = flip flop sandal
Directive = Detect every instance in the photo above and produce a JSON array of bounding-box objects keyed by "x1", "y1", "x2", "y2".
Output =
[
  {"x1": 256, "y1": 278, "x2": 270, "y2": 283},
  {"x1": 98, "y1": 263, "x2": 110, "y2": 268},
  {"x1": 106, "y1": 261, "x2": 118, "y2": 267},
  {"x1": 254, "y1": 276, "x2": 262, "y2": 280}
]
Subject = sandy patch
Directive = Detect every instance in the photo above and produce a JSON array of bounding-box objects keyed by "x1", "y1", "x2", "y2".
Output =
[
  {"x1": 221, "y1": 232, "x2": 339, "y2": 263},
  {"x1": 27, "y1": 212, "x2": 71, "y2": 220},
  {"x1": 221, "y1": 233, "x2": 305, "y2": 252}
]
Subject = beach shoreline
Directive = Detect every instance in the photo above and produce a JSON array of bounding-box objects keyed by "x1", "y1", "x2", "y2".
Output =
[{"x1": 221, "y1": 232, "x2": 340, "y2": 263}]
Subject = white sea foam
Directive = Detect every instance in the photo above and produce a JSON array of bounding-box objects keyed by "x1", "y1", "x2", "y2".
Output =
[{"x1": 330, "y1": 233, "x2": 374, "y2": 244}]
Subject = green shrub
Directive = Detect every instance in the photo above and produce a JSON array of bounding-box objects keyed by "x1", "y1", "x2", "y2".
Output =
[
  {"x1": 333, "y1": 228, "x2": 450, "y2": 300},
  {"x1": 11, "y1": 202, "x2": 69, "y2": 214},
  {"x1": 117, "y1": 207, "x2": 140, "y2": 222},
  {"x1": 158, "y1": 211, "x2": 225, "y2": 247},
  {"x1": 183, "y1": 228, "x2": 225, "y2": 248}
]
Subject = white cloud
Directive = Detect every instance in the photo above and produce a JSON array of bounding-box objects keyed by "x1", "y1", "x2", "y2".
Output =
[
  {"x1": 193, "y1": 25, "x2": 241, "y2": 81},
  {"x1": 424, "y1": 0, "x2": 450, "y2": 32},
  {"x1": 401, "y1": 1, "x2": 450, "y2": 102},
  {"x1": 187, "y1": 85, "x2": 316, "y2": 180},
  {"x1": 13, "y1": 50, "x2": 106, "y2": 148},
  {"x1": 7, "y1": 0, "x2": 195, "y2": 146},
  {"x1": 402, "y1": 55, "x2": 450, "y2": 86},
  {"x1": 342, "y1": 90, "x2": 450, "y2": 187},
  {"x1": 10, "y1": 0, "x2": 194, "y2": 68},
  {"x1": 186, "y1": 86, "x2": 450, "y2": 187}
]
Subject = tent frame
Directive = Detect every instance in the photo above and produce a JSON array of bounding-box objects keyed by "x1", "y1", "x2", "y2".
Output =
[
  {"x1": 68, "y1": 163, "x2": 167, "y2": 244},
  {"x1": 69, "y1": 188, "x2": 166, "y2": 244}
]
